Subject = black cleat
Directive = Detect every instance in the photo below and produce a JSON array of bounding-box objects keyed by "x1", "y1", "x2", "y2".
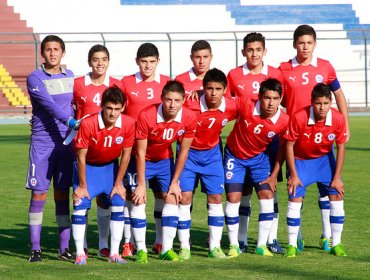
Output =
[
  {"x1": 58, "y1": 249, "x2": 74, "y2": 261},
  {"x1": 29, "y1": 250, "x2": 42, "y2": 262}
]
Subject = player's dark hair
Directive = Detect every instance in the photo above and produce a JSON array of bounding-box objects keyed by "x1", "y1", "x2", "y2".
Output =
[
  {"x1": 102, "y1": 85, "x2": 126, "y2": 106},
  {"x1": 88, "y1": 44, "x2": 110, "y2": 62},
  {"x1": 191, "y1": 40, "x2": 212, "y2": 54},
  {"x1": 41, "y1": 35, "x2": 65, "y2": 53},
  {"x1": 243, "y1": 32, "x2": 265, "y2": 49},
  {"x1": 259, "y1": 78, "x2": 282, "y2": 97},
  {"x1": 161, "y1": 80, "x2": 185, "y2": 99},
  {"x1": 294, "y1": 24, "x2": 317, "y2": 43},
  {"x1": 311, "y1": 83, "x2": 332, "y2": 100},
  {"x1": 136, "y1": 43, "x2": 159, "y2": 59},
  {"x1": 203, "y1": 68, "x2": 227, "y2": 89}
]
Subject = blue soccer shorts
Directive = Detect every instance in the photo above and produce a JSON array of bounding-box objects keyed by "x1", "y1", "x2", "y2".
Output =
[{"x1": 179, "y1": 145, "x2": 224, "y2": 195}]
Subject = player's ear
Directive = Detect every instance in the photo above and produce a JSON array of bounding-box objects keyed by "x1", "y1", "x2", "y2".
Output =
[{"x1": 241, "y1": 48, "x2": 246, "y2": 57}]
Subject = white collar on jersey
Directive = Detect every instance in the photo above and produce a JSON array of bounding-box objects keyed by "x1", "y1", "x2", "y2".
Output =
[
  {"x1": 242, "y1": 62, "x2": 268, "y2": 76},
  {"x1": 189, "y1": 67, "x2": 198, "y2": 81},
  {"x1": 308, "y1": 106, "x2": 333, "y2": 126},
  {"x1": 200, "y1": 94, "x2": 226, "y2": 113},
  {"x1": 98, "y1": 112, "x2": 122, "y2": 129},
  {"x1": 292, "y1": 56, "x2": 318, "y2": 68},
  {"x1": 157, "y1": 104, "x2": 183, "y2": 123},
  {"x1": 84, "y1": 72, "x2": 110, "y2": 87},
  {"x1": 253, "y1": 100, "x2": 281, "y2": 124},
  {"x1": 135, "y1": 72, "x2": 161, "y2": 83}
]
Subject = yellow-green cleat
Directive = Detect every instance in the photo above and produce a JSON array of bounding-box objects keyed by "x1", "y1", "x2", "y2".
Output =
[
  {"x1": 136, "y1": 249, "x2": 148, "y2": 264},
  {"x1": 284, "y1": 245, "x2": 298, "y2": 258},
  {"x1": 208, "y1": 247, "x2": 227, "y2": 259},
  {"x1": 330, "y1": 244, "x2": 348, "y2": 257},
  {"x1": 319, "y1": 236, "x2": 332, "y2": 252},
  {"x1": 227, "y1": 245, "x2": 241, "y2": 258},
  {"x1": 255, "y1": 245, "x2": 273, "y2": 256},
  {"x1": 179, "y1": 248, "x2": 191, "y2": 260},
  {"x1": 159, "y1": 249, "x2": 180, "y2": 261}
]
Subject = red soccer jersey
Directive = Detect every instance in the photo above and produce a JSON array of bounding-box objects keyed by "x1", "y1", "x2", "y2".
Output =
[
  {"x1": 121, "y1": 72, "x2": 170, "y2": 120},
  {"x1": 74, "y1": 74, "x2": 122, "y2": 119},
  {"x1": 75, "y1": 113, "x2": 135, "y2": 165},
  {"x1": 184, "y1": 95, "x2": 237, "y2": 150},
  {"x1": 284, "y1": 106, "x2": 346, "y2": 160},
  {"x1": 175, "y1": 68, "x2": 203, "y2": 95},
  {"x1": 226, "y1": 97, "x2": 289, "y2": 159},
  {"x1": 227, "y1": 63, "x2": 283, "y2": 100},
  {"x1": 136, "y1": 104, "x2": 197, "y2": 161},
  {"x1": 279, "y1": 57, "x2": 338, "y2": 116}
]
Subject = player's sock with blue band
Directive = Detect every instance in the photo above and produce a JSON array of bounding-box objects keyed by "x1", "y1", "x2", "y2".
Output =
[
  {"x1": 161, "y1": 203, "x2": 179, "y2": 253},
  {"x1": 330, "y1": 200, "x2": 345, "y2": 247},
  {"x1": 319, "y1": 196, "x2": 331, "y2": 239},
  {"x1": 72, "y1": 209, "x2": 87, "y2": 256},
  {"x1": 97, "y1": 206, "x2": 111, "y2": 250},
  {"x1": 257, "y1": 199, "x2": 274, "y2": 247},
  {"x1": 287, "y1": 201, "x2": 302, "y2": 247},
  {"x1": 178, "y1": 204, "x2": 191, "y2": 250},
  {"x1": 238, "y1": 195, "x2": 251, "y2": 245},
  {"x1": 208, "y1": 203, "x2": 224, "y2": 250},
  {"x1": 29, "y1": 199, "x2": 46, "y2": 251},
  {"x1": 55, "y1": 199, "x2": 71, "y2": 254},
  {"x1": 131, "y1": 204, "x2": 147, "y2": 252},
  {"x1": 154, "y1": 198, "x2": 164, "y2": 245},
  {"x1": 225, "y1": 201, "x2": 240, "y2": 246},
  {"x1": 110, "y1": 206, "x2": 124, "y2": 256}
]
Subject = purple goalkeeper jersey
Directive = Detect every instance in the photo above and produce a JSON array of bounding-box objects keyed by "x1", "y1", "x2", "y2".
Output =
[{"x1": 27, "y1": 64, "x2": 74, "y2": 147}]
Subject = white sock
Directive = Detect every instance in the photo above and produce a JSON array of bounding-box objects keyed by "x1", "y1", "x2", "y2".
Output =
[
  {"x1": 287, "y1": 201, "x2": 302, "y2": 247},
  {"x1": 225, "y1": 201, "x2": 240, "y2": 246},
  {"x1": 154, "y1": 198, "x2": 164, "y2": 245},
  {"x1": 161, "y1": 203, "x2": 179, "y2": 253},
  {"x1": 178, "y1": 204, "x2": 191, "y2": 250},
  {"x1": 72, "y1": 209, "x2": 87, "y2": 256},
  {"x1": 208, "y1": 203, "x2": 224, "y2": 250},
  {"x1": 268, "y1": 192, "x2": 279, "y2": 243},
  {"x1": 257, "y1": 199, "x2": 274, "y2": 247},
  {"x1": 123, "y1": 202, "x2": 132, "y2": 244},
  {"x1": 319, "y1": 195, "x2": 331, "y2": 239},
  {"x1": 84, "y1": 212, "x2": 88, "y2": 249},
  {"x1": 130, "y1": 204, "x2": 147, "y2": 252},
  {"x1": 330, "y1": 200, "x2": 345, "y2": 247},
  {"x1": 110, "y1": 206, "x2": 124, "y2": 256},
  {"x1": 97, "y1": 206, "x2": 111, "y2": 250},
  {"x1": 238, "y1": 195, "x2": 251, "y2": 244}
]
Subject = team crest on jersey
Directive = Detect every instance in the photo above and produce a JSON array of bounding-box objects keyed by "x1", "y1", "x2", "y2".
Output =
[
  {"x1": 315, "y1": 75, "x2": 324, "y2": 83},
  {"x1": 267, "y1": 131, "x2": 276, "y2": 138},
  {"x1": 68, "y1": 82, "x2": 73, "y2": 89},
  {"x1": 226, "y1": 171, "x2": 233, "y2": 180},
  {"x1": 30, "y1": 178, "x2": 37, "y2": 187},
  {"x1": 222, "y1": 119, "x2": 228, "y2": 126},
  {"x1": 328, "y1": 133, "x2": 336, "y2": 141},
  {"x1": 115, "y1": 136, "x2": 124, "y2": 144},
  {"x1": 74, "y1": 198, "x2": 82, "y2": 206},
  {"x1": 178, "y1": 130, "x2": 185, "y2": 136}
]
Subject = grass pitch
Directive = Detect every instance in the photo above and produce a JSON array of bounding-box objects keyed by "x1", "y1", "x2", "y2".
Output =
[{"x1": 0, "y1": 117, "x2": 369, "y2": 279}]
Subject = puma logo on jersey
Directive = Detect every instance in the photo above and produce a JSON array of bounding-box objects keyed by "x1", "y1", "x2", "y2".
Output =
[
  {"x1": 289, "y1": 76, "x2": 296, "y2": 82},
  {"x1": 244, "y1": 120, "x2": 251, "y2": 127},
  {"x1": 197, "y1": 121, "x2": 203, "y2": 126},
  {"x1": 80, "y1": 96, "x2": 87, "y2": 102},
  {"x1": 238, "y1": 84, "x2": 245, "y2": 91},
  {"x1": 304, "y1": 133, "x2": 311, "y2": 138},
  {"x1": 131, "y1": 91, "x2": 139, "y2": 96},
  {"x1": 92, "y1": 138, "x2": 98, "y2": 144},
  {"x1": 151, "y1": 131, "x2": 158, "y2": 136},
  {"x1": 32, "y1": 86, "x2": 40, "y2": 92}
]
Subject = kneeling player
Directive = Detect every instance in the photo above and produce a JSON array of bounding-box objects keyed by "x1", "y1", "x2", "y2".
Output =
[
  {"x1": 71, "y1": 86, "x2": 135, "y2": 265},
  {"x1": 224, "y1": 78, "x2": 288, "y2": 257},
  {"x1": 284, "y1": 83, "x2": 347, "y2": 257}
]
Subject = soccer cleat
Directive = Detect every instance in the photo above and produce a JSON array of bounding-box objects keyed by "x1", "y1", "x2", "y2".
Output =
[
  {"x1": 330, "y1": 244, "x2": 348, "y2": 257},
  {"x1": 319, "y1": 236, "x2": 332, "y2": 252},
  {"x1": 267, "y1": 239, "x2": 285, "y2": 254},
  {"x1": 284, "y1": 245, "x2": 298, "y2": 258},
  {"x1": 255, "y1": 245, "x2": 273, "y2": 257},
  {"x1": 74, "y1": 254, "x2": 87, "y2": 265},
  {"x1": 98, "y1": 248, "x2": 110, "y2": 258},
  {"x1": 109, "y1": 254, "x2": 128, "y2": 264},
  {"x1": 227, "y1": 245, "x2": 241, "y2": 258},
  {"x1": 136, "y1": 250, "x2": 148, "y2": 264},
  {"x1": 29, "y1": 250, "x2": 42, "y2": 262},
  {"x1": 152, "y1": 243, "x2": 162, "y2": 255},
  {"x1": 208, "y1": 247, "x2": 227, "y2": 259},
  {"x1": 297, "y1": 238, "x2": 305, "y2": 253},
  {"x1": 179, "y1": 248, "x2": 191, "y2": 260},
  {"x1": 122, "y1": 242, "x2": 135, "y2": 257},
  {"x1": 58, "y1": 249, "x2": 74, "y2": 261},
  {"x1": 238, "y1": 241, "x2": 248, "y2": 253},
  {"x1": 159, "y1": 249, "x2": 180, "y2": 261}
]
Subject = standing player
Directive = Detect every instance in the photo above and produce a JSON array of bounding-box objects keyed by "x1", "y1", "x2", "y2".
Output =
[
  {"x1": 227, "y1": 32, "x2": 285, "y2": 254},
  {"x1": 121, "y1": 43, "x2": 170, "y2": 256},
  {"x1": 128, "y1": 80, "x2": 197, "y2": 262},
  {"x1": 279, "y1": 24, "x2": 350, "y2": 251},
  {"x1": 224, "y1": 78, "x2": 288, "y2": 258},
  {"x1": 26, "y1": 35, "x2": 77, "y2": 262},
  {"x1": 71, "y1": 86, "x2": 135, "y2": 265},
  {"x1": 74, "y1": 44, "x2": 122, "y2": 258},
  {"x1": 284, "y1": 83, "x2": 347, "y2": 258},
  {"x1": 177, "y1": 68, "x2": 237, "y2": 260},
  {"x1": 175, "y1": 40, "x2": 213, "y2": 95}
]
